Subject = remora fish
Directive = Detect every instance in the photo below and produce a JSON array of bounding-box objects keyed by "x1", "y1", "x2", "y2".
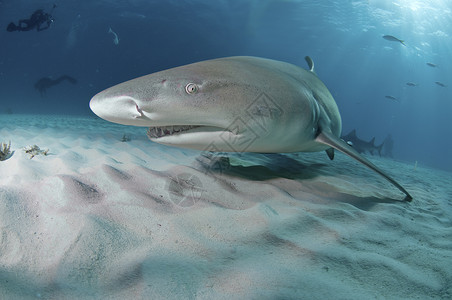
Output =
[
  {"x1": 89, "y1": 56, "x2": 412, "y2": 201},
  {"x1": 385, "y1": 95, "x2": 399, "y2": 101},
  {"x1": 383, "y1": 35, "x2": 406, "y2": 46},
  {"x1": 435, "y1": 81, "x2": 447, "y2": 87}
]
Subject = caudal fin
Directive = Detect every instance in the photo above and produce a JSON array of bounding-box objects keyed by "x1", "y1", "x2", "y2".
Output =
[
  {"x1": 315, "y1": 130, "x2": 412, "y2": 201},
  {"x1": 376, "y1": 142, "x2": 384, "y2": 157}
]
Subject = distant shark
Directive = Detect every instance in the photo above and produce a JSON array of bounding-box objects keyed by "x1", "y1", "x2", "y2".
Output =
[{"x1": 341, "y1": 129, "x2": 384, "y2": 156}]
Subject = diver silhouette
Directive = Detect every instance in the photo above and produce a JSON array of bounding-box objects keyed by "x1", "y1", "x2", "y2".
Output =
[
  {"x1": 34, "y1": 75, "x2": 77, "y2": 96},
  {"x1": 7, "y1": 4, "x2": 56, "y2": 32}
]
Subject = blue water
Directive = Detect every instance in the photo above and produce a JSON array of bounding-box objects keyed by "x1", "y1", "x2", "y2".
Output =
[{"x1": 1, "y1": 0, "x2": 451, "y2": 171}]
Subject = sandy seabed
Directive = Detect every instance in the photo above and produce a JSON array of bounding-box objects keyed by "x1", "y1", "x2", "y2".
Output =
[{"x1": 0, "y1": 114, "x2": 451, "y2": 299}]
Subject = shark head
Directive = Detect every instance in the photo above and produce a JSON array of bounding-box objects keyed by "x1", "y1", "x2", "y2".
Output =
[{"x1": 90, "y1": 57, "x2": 322, "y2": 152}]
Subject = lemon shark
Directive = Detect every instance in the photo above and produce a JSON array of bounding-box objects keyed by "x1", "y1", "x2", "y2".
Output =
[{"x1": 89, "y1": 56, "x2": 412, "y2": 201}]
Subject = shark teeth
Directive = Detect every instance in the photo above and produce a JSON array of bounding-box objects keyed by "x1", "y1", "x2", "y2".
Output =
[{"x1": 147, "y1": 125, "x2": 199, "y2": 138}]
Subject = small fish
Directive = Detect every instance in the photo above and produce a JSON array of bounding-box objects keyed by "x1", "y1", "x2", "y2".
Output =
[
  {"x1": 108, "y1": 27, "x2": 119, "y2": 45},
  {"x1": 406, "y1": 82, "x2": 419, "y2": 87},
  {"x1": 385, "y1": 95, "x2": 399, "y2": 101},
  {"x1": 383, "y1": 35, "x2": 406, "y2": 46},
  {"x1": 426, "y1": 62, "x2": 437, "y2": 68},
  {"x1": 435, "y1": 81, "x2": 447, "y2": 87}
]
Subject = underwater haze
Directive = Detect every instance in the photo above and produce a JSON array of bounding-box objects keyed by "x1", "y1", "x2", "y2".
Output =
[
  {"x1": 1, "y1": 1, "x2": 452, "y2": 299},
  {"x1": 1, "y1": 0, "x2": 451, "y2": 172}
]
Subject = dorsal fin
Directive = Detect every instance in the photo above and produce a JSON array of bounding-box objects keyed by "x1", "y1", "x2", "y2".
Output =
[
  {"x1": 304, "y1": 56, "x2": 316, "y2": 74},
  {"x1": 369, "y1": 137, "x2": 376, "y2": 145}
]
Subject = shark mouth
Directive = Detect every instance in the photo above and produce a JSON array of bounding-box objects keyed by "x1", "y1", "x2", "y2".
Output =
[
  {"x1": 146, "y1": 125, "x2": 235, "y2": 139},
  {"x1": 147, "y1": 125, "x2": 201, "y2": 139}
]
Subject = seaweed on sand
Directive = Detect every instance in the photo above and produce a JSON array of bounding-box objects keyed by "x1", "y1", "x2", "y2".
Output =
[
  {"x1": 23, "y1": 145, "x2": 49, "y2": 159},
  {"x1": 0, "y1": 141, "x2": 13, "y2": 161},
  {"x1": 121, "y1": 134, "x2": 131, "y2": 142}
]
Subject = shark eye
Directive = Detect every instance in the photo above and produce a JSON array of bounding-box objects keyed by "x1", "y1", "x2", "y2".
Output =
[{"x1": 185, "y1": 83, "x2": 198, "y2": 94}]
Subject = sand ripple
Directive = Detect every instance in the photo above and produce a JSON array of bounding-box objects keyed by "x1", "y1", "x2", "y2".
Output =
[{"x1": 0, "y1": 115, "x2": 451, "y2": 299}]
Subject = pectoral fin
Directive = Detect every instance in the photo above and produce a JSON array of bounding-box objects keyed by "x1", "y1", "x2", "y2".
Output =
[
  {"x1": 315, "y1": 130, "x2": 412, "y2": 201},
  {"x1": 325, "y1": 148, "x2": 334, "y2": 160}
]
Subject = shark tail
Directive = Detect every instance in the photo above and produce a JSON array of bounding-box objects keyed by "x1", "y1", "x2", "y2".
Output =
[{"x1": 376, "y1": 142, "x2": 384, "y2": 157}]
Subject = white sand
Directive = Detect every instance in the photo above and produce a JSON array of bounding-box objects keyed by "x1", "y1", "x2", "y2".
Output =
[{"x1": 0, "y1": 114, "x2": 451, "y2": 299}]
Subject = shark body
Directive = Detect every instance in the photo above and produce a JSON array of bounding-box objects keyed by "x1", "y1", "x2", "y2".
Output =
[{"x1": 90, "y1": 56, "x2": 412, "y2": 201}]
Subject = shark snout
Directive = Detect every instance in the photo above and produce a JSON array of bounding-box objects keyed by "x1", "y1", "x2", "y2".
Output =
[{"x1": 89, "y1": 94, "x2": 150, "y2": 126}]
